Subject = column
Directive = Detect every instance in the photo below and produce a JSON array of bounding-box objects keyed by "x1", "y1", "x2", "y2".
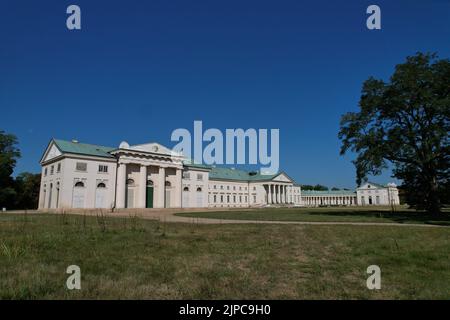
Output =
[
  {"x1": 284, "y1": 186, "x2": 288, "y2": 203},
  {"x1": 156, "y1": 166, "x2": 166, "y2": 208},
  {"x1": 276, "y1": 185, "x2": 280, "y2": 203},
  {"x1": 138, "y1": 165, "x2": 147, "y2": 208},
  {"x1": 174, "y1": 168, "x2": 182, "y2": 208},
  {"x1": 116, "y1": 163, "x2": 127, "y2": 208},
  {"x1": 267, "y1": 184, "x2": 272, "y2": 204}
]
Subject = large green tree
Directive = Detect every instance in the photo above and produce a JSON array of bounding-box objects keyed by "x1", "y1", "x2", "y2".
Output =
[
  {"x1": 339, "y1": 53, "x2": 449, "y2": 214},
  {"x1": 14, "y1": 172, "x2": 41, "y2": 209},
  {"x1": 0, "y1": 130, "x2": 21, "y2": 209}
]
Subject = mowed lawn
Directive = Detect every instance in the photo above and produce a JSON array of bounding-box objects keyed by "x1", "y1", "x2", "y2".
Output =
[
  {"x1": 177, "y1": 206, "x2": 450, "y2": 226},
  {"x1": 0, "y1": 213, "x2": 449, "y2": 299}
]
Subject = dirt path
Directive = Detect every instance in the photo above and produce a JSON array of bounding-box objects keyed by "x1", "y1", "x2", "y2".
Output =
[{"x1": 9, "y1": 208, "x2": 445, "y2": 228}]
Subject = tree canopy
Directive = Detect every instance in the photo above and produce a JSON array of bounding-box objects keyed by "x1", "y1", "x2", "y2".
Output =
[
  {"x1": 339, "y1": 53, "x2": 449, "y2": 214},
  {"x1": 0, "y1": 130, "x2": 41, "y2": 209}
]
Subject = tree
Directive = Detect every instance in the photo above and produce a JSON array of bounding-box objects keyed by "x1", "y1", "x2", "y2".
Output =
[
  {"x1": 14, "y1": 172, "x2": 41, "y2": 209},
  {"x1": 0, "y1": 130, "x2": 21, "y2": 209},
  {"x1": 331, "y1": 187, "x2": 340, "y2": 191},
  {"x1": 339, "y1": 53, "x2": 449, "y2": 214}
]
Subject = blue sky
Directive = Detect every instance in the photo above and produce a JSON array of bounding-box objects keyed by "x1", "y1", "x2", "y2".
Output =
[{"x1": 1, "y1": 0, "x2": 449, "y2": 188}]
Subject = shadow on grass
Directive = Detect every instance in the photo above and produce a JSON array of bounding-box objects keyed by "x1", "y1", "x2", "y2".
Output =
[{"x1": 301, "y1": 210, "x2": 450, "y2": 226}]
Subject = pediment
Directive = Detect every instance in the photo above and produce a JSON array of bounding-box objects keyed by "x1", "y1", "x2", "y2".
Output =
[
  {"x1": 272, "y1": 173, "x2": 293, "y2": 183},
  {"x1": 358, "y1": 182, "x2": 384, "y2": 190},
  {"x1": 128, "y1": 142, "x2": 181, "y2": 157},
  {"x1": 41, "y1": 142, "x2": 62, "y2": 163}
]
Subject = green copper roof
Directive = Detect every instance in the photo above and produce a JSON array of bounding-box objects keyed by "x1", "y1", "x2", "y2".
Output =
[
  {"x1": 209, "y1": 167, "x2": 278, "y2": 182},
  {"x1": 302, "y1": 190, "x2": 356, "y2": 196},
  {"x1": 53, "y1": 139, "x2": 115, "y2": 158}
]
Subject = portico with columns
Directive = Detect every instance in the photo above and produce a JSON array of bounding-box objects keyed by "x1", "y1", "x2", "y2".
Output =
[{"x1": 111, "y1": 142, "x2": 184, "y2": 209}]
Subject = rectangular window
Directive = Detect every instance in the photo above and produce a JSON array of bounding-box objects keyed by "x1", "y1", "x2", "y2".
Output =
[
  {"x1": 50, "y1": 166, "x2": 54, "y2": 175},
  {"x1": 57, "y1": 163, "x2": 61, "y2": 173},
  {"x1": 214, "y1": 195, "x2": 217, "y2": 203},
  {"x1": 98, "y1": 165, "x2": 108, "y2": 173},
  {"x1": 76, "y1": 162, "x2": 87, "y2": 172},
  {"x1": 44, "y1": 168, "x2": 48, "y2": 176},
  {"x1": 197, "y1": 173, "x2": 203, "y2": 181},
  {"x1": 183, "y1": 172, "x2": 190, "y2": 179},
  {"x1": 253, "y1": 195, "x2": 257, "y2": 202}
]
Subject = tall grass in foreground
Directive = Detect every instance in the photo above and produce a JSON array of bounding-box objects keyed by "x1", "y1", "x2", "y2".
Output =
[{"x1": 0, "y1": 213, "x2": 449, "y2": 299}]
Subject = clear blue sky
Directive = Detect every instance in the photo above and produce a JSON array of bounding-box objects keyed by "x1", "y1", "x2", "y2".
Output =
[{"x1": 1, "y1": 0, "x2": 449, "y2": 188}]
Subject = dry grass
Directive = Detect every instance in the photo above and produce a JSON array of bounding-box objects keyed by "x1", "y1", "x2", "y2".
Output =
[{"x1": 0, "y1": 213, "x2": 449, "y2": 299}]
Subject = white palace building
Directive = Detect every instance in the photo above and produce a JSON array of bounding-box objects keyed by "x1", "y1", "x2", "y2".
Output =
[{"x1": 38, "y1": 139, "x2": 400, "y2": 210}]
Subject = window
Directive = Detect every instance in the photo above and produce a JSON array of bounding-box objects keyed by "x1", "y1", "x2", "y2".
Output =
[
  {"x1": 227, "y1": 195, "x2": 230, "y2": 203},
  {"x1": 165, "y1": 181, "x2": 172, "y2": 187},
  {"x1": 57, "y1": 163, "x2": 61, "y2": 173},
  {"x1": 76, "y1": 162, "x2": 87, "y2": 172},
  {"x1": 220, "y1": 186, "x2": 223, "y2": 190},
  {"x1": 214, "y1": 195, "x2": 217, "y2": 203},
  {"x1": 74, "y1": 181, "x2": 84, "y2": 187},
  {"x1": 239, "y1": 196, "x2": 242, "y2": 202},
  {"x1": 220, "y1": 195, "x2": 223, "y2": 202},
  {"x1": 227, "y1": 186, "x2": 230, "y2": 190},
  {"x1": 126, "y1": 179, "x2": 135, "y2": 186},
  {"x1": 233, "y1": 196, "x2": 236, "y2": 203},
  {"x1": 253, "y1": 195, "x2": 256, "y2": 202},
  {"x1": 44, "y1": 168, "x2": 48, "y2": 176},
  {"x1": 98, "y1": 165, "x2": 108, "y2": 173},
  {"x1": 97, "y1": 182, "x2": 106, "y2": 188},
  {"x1": 253, "y1": 187, "x2": 256, "y2": 191},
  {"x1": 233, "y1": 186, "x2": 236, "y2": 190},
  {"x1": 50, "y1": 165, "x2": 54, "y2": 175},
  {"x1": 197, "y1": 173, "x2": 203, "y2": 181},
  {"x1": 197, "y1": 187, "x2": 202, "y2": 192},
  {"x1": 147, "y1": 180, "x2": 153, "y2": 186},
  {"x1": 183, "y1": 187, "x2": 189, "y2": 192},
  {"x1": 214, "y1": 185, "x2": 217, "y2": 189},
  {"x1": 183, "y1": 172, "x2": 190, "y2": 179}
]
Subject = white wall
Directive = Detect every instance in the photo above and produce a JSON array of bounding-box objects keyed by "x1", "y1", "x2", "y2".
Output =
[{"x1": 39, "y1": 156, "x2": 117, "y2": 210}]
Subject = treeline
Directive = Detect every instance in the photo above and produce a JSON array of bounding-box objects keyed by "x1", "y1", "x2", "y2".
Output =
[
  {"x1": 0, "y1": 130, "x2": 41, "y2": 210},
  {"x1": 301, "y1": 184, "x2": 350, "y2": 191}
]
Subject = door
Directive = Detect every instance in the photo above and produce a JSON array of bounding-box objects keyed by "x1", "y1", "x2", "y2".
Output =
[
  {"x1": 95, "y1": 188, "x2": 107, "y2": 208},
  {"x1": 146, "y1": 186, "x2": 153, "y2": 208},
  {"x1": 126, "y1": 188, "x2": 134, "y2": 208},
  {"x1": 165, "y1": 190, "x2": 171, "y2": 208},
  {"x1": 72, "y1": 187, "x2": 85, "y2": 208},
  {"x1": 196, "y1": 192, "x2": 203, "y2": 207},
  {"x1": 182, "y1": 190, "x2": 190, "y2": 208}
]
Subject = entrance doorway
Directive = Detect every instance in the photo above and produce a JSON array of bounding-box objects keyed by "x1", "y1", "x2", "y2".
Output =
[{"x1": 146, "y1": 180, "x2": 154, "y2": 208}]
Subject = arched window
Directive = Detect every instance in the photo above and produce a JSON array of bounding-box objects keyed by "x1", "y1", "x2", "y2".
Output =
[
  {"x1": 165, "y1": 181, "x2": 171, "y2": 187},
  {"x1": 74, "y1": 181, "x2": 84, "y2": 188},
  {"x1": 97, "y1": 182, "x2": 106, "y2": 188},
  {"x1": 183, "y1": 187, "x2": 189, "y2": 192},
  {"x1": 147, "y1": 180, "x2": 154, "y2": 186},
  {"x1": 196, "y1": 187, "x2": 202, "y2": 192},
  {"x1": 126, "y1": 179, "x2": 135, "y2": 186}
]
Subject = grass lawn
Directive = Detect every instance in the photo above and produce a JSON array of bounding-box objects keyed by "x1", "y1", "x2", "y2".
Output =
[
  {"x1": 176, "y1": 206, "x2": 450, "y2": 226},
  {"x1": 0, "y1": 212, "x2": 449, "y2": 299}
]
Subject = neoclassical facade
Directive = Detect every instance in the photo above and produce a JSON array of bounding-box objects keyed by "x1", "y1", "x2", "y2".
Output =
[
  {"x1": 38, "y1": 139, "x2": 399, "y2": 210},
  {"x1": 38, "y1": 139, "x2": 302, "y2": 210}
]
